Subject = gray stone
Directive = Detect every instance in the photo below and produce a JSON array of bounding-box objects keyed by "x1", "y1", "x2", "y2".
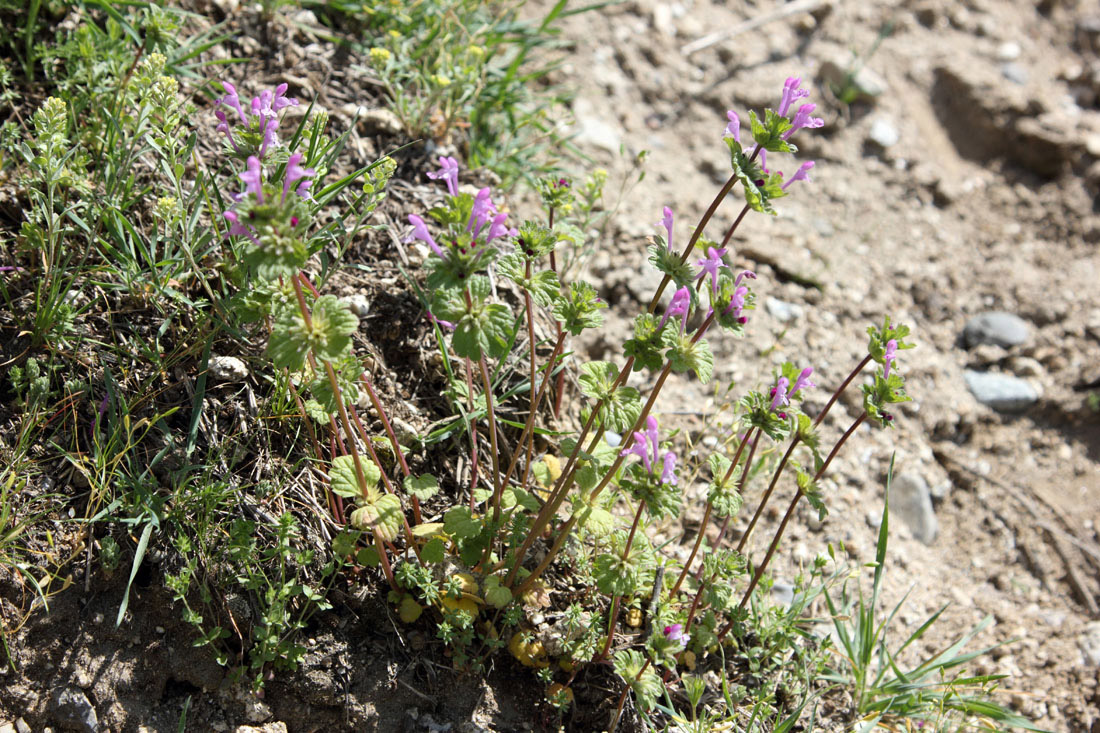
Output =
[
  {"x1": 209, "y1": 355, "x2": 249, "y2": 382},
  {"x1": 15, "y1": 720, "x2": 31, "y2": 733},
  {"x1": 888, "y1": 472, "x2": 938, "y2": 544},
  {"x1": 1079, "y1": 621, "x2": 1100, "y2": 666},
  {"x1": 341, "y1": 293, "x2": 371, "y2": 318},
  {"x1": 49, "y1": 687, "x2": 98, "y2": 733},
  {"x1": 355, "y1": 108, "x2": 403, "y2": 136},
  {"x1": 963, "y1": 311, "x2": 1031, "y2": 348},
  {"x1": 868, "y1": 117, "x2": 900, "y2": 148},
  {"x1": 771, "y1": 581, "x2": 795, "y2": 606},
  {"x1": 765, "y1": 297, "x2": 803, "y2": 323},
  {"x1": 1001, "y1": 62, "x2": 1028, "y2": 85},
  {"x1": 964, "y1": 370, "x2": 1039, "y2": 412}
]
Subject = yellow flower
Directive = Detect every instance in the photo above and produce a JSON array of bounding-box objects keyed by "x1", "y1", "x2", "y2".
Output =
[{"x1": 369, "y1": 47, "x2": 392, "y2": 65}]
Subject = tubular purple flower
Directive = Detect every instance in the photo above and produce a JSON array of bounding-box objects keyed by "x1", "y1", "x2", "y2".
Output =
[
  {"x1": 214, "y1": 109, "x2": 241, "y2": 153},
  {"x1": 694, "y1": 246, "x2": 728, "y2": 297},
  {"x1": 883, "y1": 339, "x2": 899, "y2": 379},
  {"x1": 468, "y1": 187, "x2": 495, "y2": 237},
  {"x1": 217, "y1": 81, "x2": 246, "y2": 123},
  {"x1": 790, "y1": 367, "x2": 816, "y2": 397},
  {"x1": 658, "y1": 206, "x2": 674, "y2": 250},
  {"x1": 223, "y1": 210, "x2": 258, "y2": 243},
  {"x1": 759, "y1": 149, "x2": 769, "y2": 175},
  {"x1": 406, "y1": 214, "x2": 444, "y2": 257},
  {"x1": 282, "y1": 152, "x2": 316, "y2": 203},
  {"x1": 660, "y1": 451, "x2": 678, "y2": 486},
  {"x1": 259, "y1": 117, "x2": 279, "y2": 158},
  {"x1": 428, "y1": 311, "x2": 455, "y2": 331},
  {"x1": 782, "y1": 160, "x2": 815, "y2": 191},
  {"x1": 770, "y1": 376, "x2": 790, "y2": 411},
  {"x1": 658, "y1": 286, "x2": 692, "y2": 334},
  {"x1": 777, "y1": 77, "x2": 810, "y2": 117},
  {"x1": 240, "y1": 156, "x2": 264, "y2": 203},
  {"x1": 724, "y1": 110, "x2": 741, "y2": 142},
  {"x1": 723, "y1": 285, "x2": 749, "y2": 321},
  {"x1": 644, "y1": 415, "x2": 660, "y2": 465},
  {"x1": 271, "y1": 83, "x2": 298, "y2": 112},
  {"x1": 621, "y1": 431, "x2": 652, "y2": 474},
  {"x1": 485, "y1": 212, "x2": 512, "y2": 243},
  {"x1": 663, "y1": 623, "x2": 690, "y2": 647},
  {"x1": 426, "y1": 156, "x2": 460, "y2": 196},
  {"x1": 734, "y1": 270, "x2": 757, "y2": 288},
  {"x1": 783, "y1": 103, "x2": 825, "y2": 139}
]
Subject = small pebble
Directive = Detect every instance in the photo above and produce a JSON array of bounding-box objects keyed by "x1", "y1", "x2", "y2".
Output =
[
  {"x1": 964, "y1": 370, "x2": 1039, "y2": 412},
  {"x1": 963, "y1": 311, "x2": 1031, "y2": 348},
  {"x1": 868, "y1": 117, "x2": 900, "y2": 148},
  {"x1": 996, "y1": 41, "x2": 1022, "y2": 60},
  {"x1": 209, "y1": 355, "x2": 249, "y2": 382}
]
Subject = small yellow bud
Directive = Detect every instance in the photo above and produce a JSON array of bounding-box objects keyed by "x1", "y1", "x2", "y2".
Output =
[{"x1": 369, "y1": 47, "x2": 392, "y2": 65}]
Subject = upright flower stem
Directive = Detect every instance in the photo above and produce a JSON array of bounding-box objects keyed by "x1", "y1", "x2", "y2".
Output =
[
  {"x1": 547, "y1": 206, "x2": 567, "y2": 419},
  {"x1": 648, "y1": 174, "x2": 738, "y2": 311},
  {"x1": 700, "y1": 427, "x2": 761, "y2": 571},
  {"x1": 464, "y1": 356, "x2": 480, "y2": 509},
  {"x1": 736, "y1": 435, "x2": 801, "y2": 554},
  {"x1": 814, "y1": 354, "x2": 872, "y2": 429},
  {"x1": 717, "y1": 412, "x2": 868, "y2": 642},
  {"x1": 499, "y1": 331, "x2": 567, "y2": 491},
  {"x1": 609, "y1": 659, "x2": 652, "y2": 733},
  {"x1": 597, "y1": 499, "x2": 647, "y2": 662},
  {"x1": 669, "y1": 426, "x2": 757, "y2": 598},
  {"x1": 357, "y1": 372, "x2": 420, "y2": 523},
  {"x1": 479, "y1": 356, "x2": 504, "y2": 529}
]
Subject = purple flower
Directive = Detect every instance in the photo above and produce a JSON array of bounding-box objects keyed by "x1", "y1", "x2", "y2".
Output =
[
  {"x1": 722, "y1": 271, "x2": 756, "y2": 322},
  {"x1": 468, "y1": 187, "x2": 495, "y2": 237},
  {"x1": 621, "y1": 430, "x2": 652, "y2": 474},
  {"x1": 658, "y1": 286, "x2": 692, "y2": 334},
  {"x1": 282, "y1": 152, "x2": 316, "y2": 203},
  {"x1": 883, "y1": 339, "x2": 898, "y2": 379},
  {"x1": 694, "y1": 246, "x2": 728, "y2": 297},
  {"x1": 485, "y1": 212, "x2": 512, "y2": 243},
  {"x1": 426, "y1": 156, "x2": 460, "y2": 196},
  {"x1": 658, "y1": 206, "x2": 674, "y2": 251},
  {"x1": 790, "y1": 367, "x2": 816, "y2": 397},
  {"x1": 663, "y1": 623, "x2": 689, "y2": 647},
  {"x1": 734, "y1": 270, "x2": 756, "y2": 288},
  {"x1": 660, "y1": 451, "x2": 678, "y2": 486},
  {"x1": 406, "y1": 214, "x2": 444, "y2": 257},
  {"x1": 782, "y1": 103, "x2": 824, "y2": 140},
  {"x1": 223, "y1": 210, "x2": 258, "y2": 243},
  {"x1": 259, "y1": 117, "x2": 279, "y2": 158},
  {"x1": 770, "y1": 376, "x2": 790, "y2": 412},
  {"x1": 724, "y1": 110, "x2": 741, "y2": 142},
  {"x1": 271, "y1": 82, "x2": 298, "y2": 112},
  {"x1": 777, "y1": 77, "x2": 810, "y2": 117},
  {"x1": 782, "y1": 161, "x2": 815, "y2": 190},
  {"x1": 240, "y1": 156, "x2": 264, "y2": 203},
  {"x1": 428, "y1": 311, "x2": 455, "y2": 331},
  {"x1": 620, "y1": 415, "x2": 678, "y2": 486},
  {"x1": 216, "y1": 81, "x2": 246, "y2": 123}
]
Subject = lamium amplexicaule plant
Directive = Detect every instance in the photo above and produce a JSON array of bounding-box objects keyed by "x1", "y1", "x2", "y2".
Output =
[{"x1": 208, "y1": 75, "x2": 914, "y2": 723}]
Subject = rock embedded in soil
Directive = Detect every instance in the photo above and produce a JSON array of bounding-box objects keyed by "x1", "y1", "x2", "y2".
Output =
[
  {"x1": 867, "y1": 117, "x2": 900, "y2": 148},
  {"x1": 963, "y1": 311, "x2": 1031, "y2": 348},
  {"x1": 764, "y1": 296, "x2": 803, "y2": 323},
  {"x1": 49, "y1": 687, "x2": 99, "y2": 733},
  {"x1": 341, "y1": 293, "x2": 371, "y2": 318},
  {"x1": 888, "y1": 471, "x2": 938, "y2": 545},
  {"x1": 1078, "y1": 621, "x2": 1100, "y2": 666},
  {"x1": 209, "y1": 355, "x2": 249, "y2": 382},
  {"x1": 963, "y1": 370, "x2": 1039, "y2": 412}
]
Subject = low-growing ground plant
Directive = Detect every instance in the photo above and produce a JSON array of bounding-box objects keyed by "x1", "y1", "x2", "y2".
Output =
[{"x1": 0, "y1": 3, "x2": 1042, "y2": 730}]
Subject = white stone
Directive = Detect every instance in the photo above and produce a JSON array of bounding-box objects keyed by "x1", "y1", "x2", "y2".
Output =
[{"x1": 209, "y1": 355, "x2": 249, "y2": 382}]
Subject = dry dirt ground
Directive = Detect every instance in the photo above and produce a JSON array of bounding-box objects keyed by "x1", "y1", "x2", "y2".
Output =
[{"x1": 3, "y1": 0, "x2": 1100, "y2": 731}]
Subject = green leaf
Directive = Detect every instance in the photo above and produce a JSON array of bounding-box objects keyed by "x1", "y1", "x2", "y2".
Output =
[
  {"x1": 331, "y1": 530, "x2": 361, "y2": 557},
  {"x1": 404, "y1": 474, "x2": 439, "y2": 502},
  {"x1": 528, "y1": 269, "x2": 562, "y2": 307},
  {"x1": 329, "y1": 454, "x2": 381, "y2": 500},
  {"x1": 578, "y1": 361, "x2": 641, "y2": 432},
  {"x1": 647, "y1": 244, "x2": 695, "y2": 290},
  {"x1": 268, "y1": 307, "x2": 311, "y2": 372},
  {"x1": 421, "y1": 537, "x2": 446, "y2": 564},
  {"x1": 667, "y1": 335, "x2": 714, "y2": 383},
  {"x1": 483, "y1": 576, "x2": 512, "y2": 609},
  {"x1": 623, "y1": 313, "x2": 667, "y2": 373},
  {"x1": 444, "y1": 506, "x2": 482, "y2": 539},
  {"x1": 553, "y1": 281, "x2": 606, "y2": 335},
  {"x1": 311, "y1": 295, "x2": 359, "y2": 363},
  {"x1": 748, "y1": 109, "x2": 796, "y2": 153},
  {"x1": 350, "y1": 493, "x2": 403, "y2": 542}
]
